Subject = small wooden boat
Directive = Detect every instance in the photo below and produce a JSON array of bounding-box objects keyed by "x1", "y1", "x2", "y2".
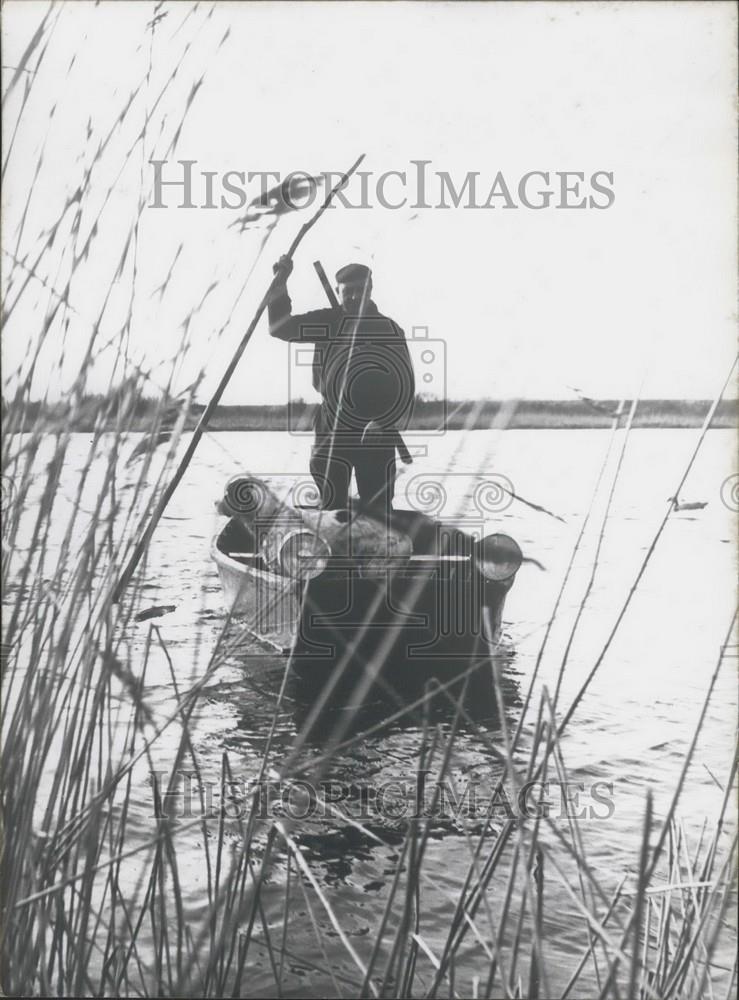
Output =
[{"x1": 211, "y1": 478, "x2": 522, "y2": 676}]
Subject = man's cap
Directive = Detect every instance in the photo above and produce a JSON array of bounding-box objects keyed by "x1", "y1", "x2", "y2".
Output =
[{"x1": 335, "y1": 262, "x2": 372, "y2": 284}]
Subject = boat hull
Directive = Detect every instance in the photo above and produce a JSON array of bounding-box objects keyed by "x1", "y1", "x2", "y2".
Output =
[{"x1": 212, "y1": 512, "x2": 515, "y2": 672}]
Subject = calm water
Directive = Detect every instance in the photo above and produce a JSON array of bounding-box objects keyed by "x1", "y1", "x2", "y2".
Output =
[{"x1": 8, "y1": 428, "x2": 738, "y2": 996}]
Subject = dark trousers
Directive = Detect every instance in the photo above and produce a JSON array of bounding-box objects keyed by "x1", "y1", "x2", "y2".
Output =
[{"x1": 310, "y1": 420, "x2": 396, "y2": 511}]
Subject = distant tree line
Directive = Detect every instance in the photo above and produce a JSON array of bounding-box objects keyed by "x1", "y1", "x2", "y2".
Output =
[{"x1": 5, "y1": 394, "x2": 735, "y2": 431}]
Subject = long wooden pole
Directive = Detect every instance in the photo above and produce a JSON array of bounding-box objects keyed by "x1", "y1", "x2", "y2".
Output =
[
  {"x1": 312, "y1": 259, "x2": 340, "y2": 308},
  {"x1": 113, "y1": 154, "x2": 366, "y2": 603}
]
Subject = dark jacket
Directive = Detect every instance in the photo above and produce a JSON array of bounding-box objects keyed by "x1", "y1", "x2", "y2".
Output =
[{"x1": 268, "y1": 284, "x2": 415, "y2": 433}]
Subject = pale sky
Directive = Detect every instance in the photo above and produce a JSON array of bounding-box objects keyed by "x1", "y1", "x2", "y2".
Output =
[{"x1": 2, "y1": 1, "x2": 737, "y2": 404}]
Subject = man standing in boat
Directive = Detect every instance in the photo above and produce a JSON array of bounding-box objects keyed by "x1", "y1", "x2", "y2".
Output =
[{"x1": 268, "y1": 257, "x2": 415, "y2": 512}]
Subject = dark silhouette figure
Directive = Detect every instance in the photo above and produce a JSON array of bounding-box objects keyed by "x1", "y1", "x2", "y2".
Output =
[{"x1": 268, "y1": 258, "x2": 415, "y2": 511}]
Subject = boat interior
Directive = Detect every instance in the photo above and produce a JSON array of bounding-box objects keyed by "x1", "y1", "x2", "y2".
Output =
[{"x1": 216, "y1": 505, "x2": 478, "y2": 575}]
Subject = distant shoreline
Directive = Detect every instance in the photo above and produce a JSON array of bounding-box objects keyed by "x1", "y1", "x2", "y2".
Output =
[
  {"x1": 195, "y1": 399, "x2": 737, "y2": 432},
  {"x1": 12, "y1": 398, "x2": 737, "y2": 432}
]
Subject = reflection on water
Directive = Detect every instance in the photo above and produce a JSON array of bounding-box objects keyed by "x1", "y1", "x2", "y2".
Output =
[
  {"x1": 193, "y1": 640, "x2": 524, "y2": 907},
  {"x1": 220, "y1": 647, "x2": 522, "y2": 748}
]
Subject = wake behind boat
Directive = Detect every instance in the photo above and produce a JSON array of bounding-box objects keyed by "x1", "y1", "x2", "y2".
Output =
[{"x1": 212, "y1": 475, "x2": 522, "y2": 676}]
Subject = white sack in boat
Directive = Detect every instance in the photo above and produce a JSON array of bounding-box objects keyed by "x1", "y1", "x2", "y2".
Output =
[{"x1": 299, "y1": 508, "x2": 412, "y2": 560}]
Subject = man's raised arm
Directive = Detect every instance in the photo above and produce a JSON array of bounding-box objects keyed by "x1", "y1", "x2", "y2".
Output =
[
  {"x1": 268, "y1": 255, "x2": 333, "y2": 345},
  {"x1": 267, "y1": 255, "x2": 298, "y2": 342}
]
